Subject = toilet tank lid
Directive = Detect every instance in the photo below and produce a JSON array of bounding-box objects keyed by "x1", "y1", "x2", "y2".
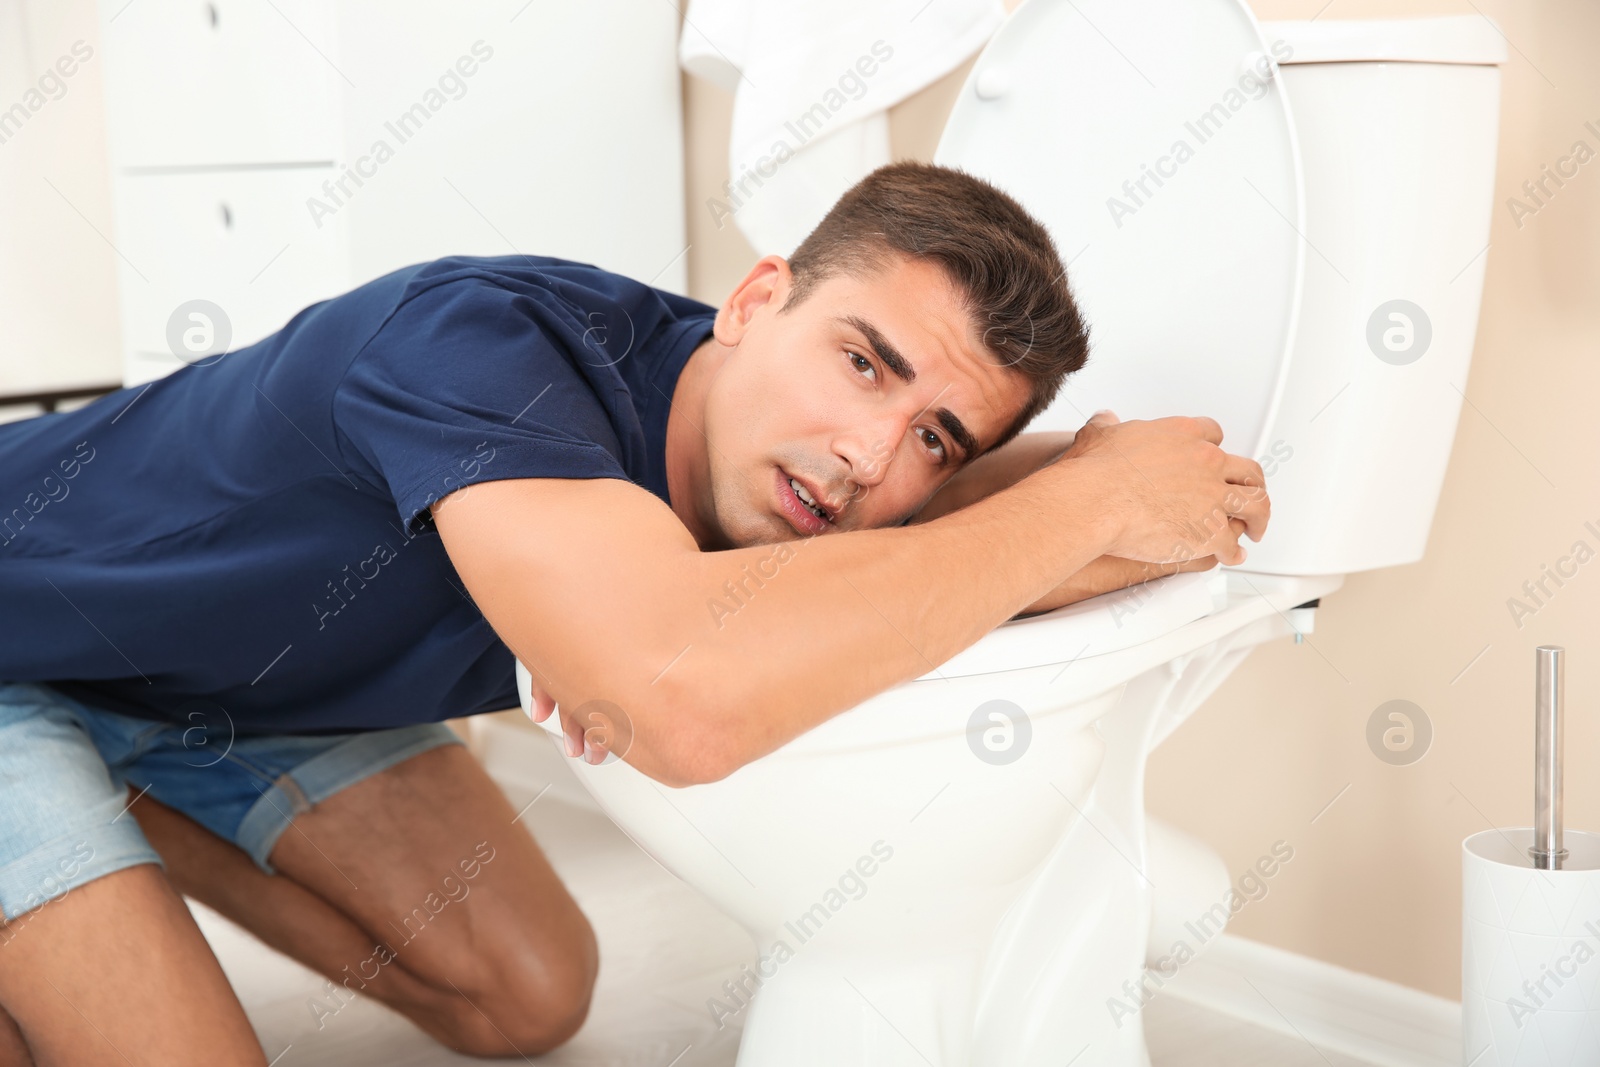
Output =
[{"x1": 1262, "y1": 16, "x2": 1509, "y2": 66}]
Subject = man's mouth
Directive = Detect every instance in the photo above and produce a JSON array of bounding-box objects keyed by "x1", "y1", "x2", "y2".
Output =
[
  {"x1": 789, "y1": 476, "x2": 830, "y2": 521},
  {"x1": 776, "y1": 468, "x2": 835, "y2": 534}
]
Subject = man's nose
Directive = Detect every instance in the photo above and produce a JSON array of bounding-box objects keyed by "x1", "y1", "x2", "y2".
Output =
[{"x1": 837, "y1": 419, "x2": 904, "y2": 496}]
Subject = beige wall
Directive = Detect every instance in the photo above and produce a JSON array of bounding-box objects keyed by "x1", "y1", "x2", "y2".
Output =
[{"x1": 681, "y1": 0, "x2": 1598, "y2": 1001}]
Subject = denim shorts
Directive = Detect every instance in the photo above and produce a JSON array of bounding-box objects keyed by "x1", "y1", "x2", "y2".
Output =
[{"x1": 0, "y1": 680, "x2": 463, "y2": 922}]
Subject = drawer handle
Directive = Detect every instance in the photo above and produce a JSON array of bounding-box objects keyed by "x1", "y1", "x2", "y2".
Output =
[
  {"x1": 207, "y1": 2, "x2": 219, "y2": 29},
  {"x1": 219, "y1": 202, "x2": 233, "y2": 230}
]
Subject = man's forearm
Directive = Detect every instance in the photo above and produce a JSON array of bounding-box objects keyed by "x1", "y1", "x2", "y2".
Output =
[{"x1": 1017, "y1": 554, "x2": 1218, "y2": 616}]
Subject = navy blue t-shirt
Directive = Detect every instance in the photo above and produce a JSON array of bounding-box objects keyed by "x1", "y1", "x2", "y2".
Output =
[{"x1": 0, "y1": 255, "x2": 715, "y2": 733}]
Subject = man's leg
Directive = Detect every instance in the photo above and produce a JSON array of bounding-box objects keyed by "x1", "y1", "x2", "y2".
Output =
[
  {"x1": 0, "y1": 1004, "x2": 33, "y2": 1067},
  {"x1": 129, "y1": 742, "x2": 598, "y2": 1057},
  {"x1": 0, "y1": 864, "x2": 266, "y2": 1067},
  {"x1": 0, "y1": 680, "x2": 266, "y2": 1067},
  {"x1": 0, "y1": 1003, "x2": 33, "y2": 1067}
]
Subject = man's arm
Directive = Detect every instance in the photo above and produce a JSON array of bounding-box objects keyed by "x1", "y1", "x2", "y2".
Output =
[
  {"x1": 434, "y1": 415, "x2": 1265, "y2": 787},
  {"x1": 436, "y1": 465, "x2": 1118, "y2": 788}
]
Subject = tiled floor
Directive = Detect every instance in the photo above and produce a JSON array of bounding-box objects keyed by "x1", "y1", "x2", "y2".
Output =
[{"x1": 193, "y1": 777, "x2": 1381, "y2": 1067}]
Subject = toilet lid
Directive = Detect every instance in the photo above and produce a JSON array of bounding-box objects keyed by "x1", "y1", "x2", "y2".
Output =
[{"x1": 934, "y1": 0, "x2": 1303, "y2": 459}]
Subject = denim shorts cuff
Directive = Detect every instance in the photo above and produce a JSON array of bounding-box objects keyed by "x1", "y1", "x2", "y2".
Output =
[
  {"x1": 235, "y1": 724, "x2": 464, "y2": 875},
  {"x1": 0, "y1": 818, "x2": 165, "y2": 922}
]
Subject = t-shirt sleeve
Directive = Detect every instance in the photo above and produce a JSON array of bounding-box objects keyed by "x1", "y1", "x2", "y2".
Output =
[{"x1": 331, "y1": 277, "x2": 633, "y2": 530}]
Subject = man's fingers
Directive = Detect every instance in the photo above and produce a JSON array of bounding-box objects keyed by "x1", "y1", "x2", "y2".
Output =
[
  {"x1": 1079, "y1": 409, "x2": 1120, "y2": 438},
  {"x1": 1215, "y1": 519, "x2": 1248, "y2": 564},
  {"x1": 1222, "y1": 453, "x2": 1265, "y2": 489},
  {"x1": 529, "y1": 689, "x2": 555, "y2": 724},
  {"x1": 1216, "y1": 452, "x2": 1271, "y2": 543},
  {"x1": 1229, "y1": 484, "x2": 1271, "y2": 542},
  {"x1": 560, "y1": 707, "x2": 584, "y2": 758},
  {"x1": 523, "y1": 669, "x2": 557, "y2": 723},
  {"x1": 1185, "y1": 415, "x2": 1224, "y2": 445}
]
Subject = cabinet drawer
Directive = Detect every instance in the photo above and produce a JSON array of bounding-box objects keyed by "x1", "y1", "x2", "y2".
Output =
[
  {"x1": 99, "y1": 0, "x2": 340, "y2": 168},
  {"x1": 111, "y1": 167, "x2": 349, "y2": 374}
]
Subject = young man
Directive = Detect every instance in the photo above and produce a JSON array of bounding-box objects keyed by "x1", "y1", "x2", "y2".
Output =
[{"x1": 0, "y1": 162, "x2": 1266, "y2": 1064}]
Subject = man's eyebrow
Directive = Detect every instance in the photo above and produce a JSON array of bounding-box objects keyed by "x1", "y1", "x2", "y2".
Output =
[
  {"x1": 935, "y1": 407, "x2": 979, "y2": 463},
  {"x1": 840, "y1": 315, "x2": 980, "y2": 462},
  {"x1": 842, "y1": 315, "x2": 916, "y2": 385}
]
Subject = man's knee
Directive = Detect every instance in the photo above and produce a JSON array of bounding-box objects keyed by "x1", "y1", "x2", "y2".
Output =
[{"x1": 429, "y1": 911, "x2": 599, "y2": 1056}]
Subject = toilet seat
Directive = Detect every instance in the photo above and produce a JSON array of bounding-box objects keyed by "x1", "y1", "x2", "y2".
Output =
[
  {"x1": 928, "y1": 567, "x2": 1224, "y2": 679},
  {"x1": 523, "y1": 569, "x2": 1343, "y2": 756},
  {"x1": 934, "y1": 0, "x2": 1304, "y2": 460},
  {"x1": 774, "y1": 569, "x2": 1341, "y2": 754}
]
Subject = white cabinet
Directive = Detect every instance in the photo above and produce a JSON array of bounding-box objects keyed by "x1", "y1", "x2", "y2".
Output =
[
  {"x1": 98, "y1": 0, "x2": 688, "y2": 386},
  {"x1": 101, "y1": 0, "x2": 339, "y2": 169},
  {"x1": 113, "y1": 168, "x2": 348, "y2": 382}
]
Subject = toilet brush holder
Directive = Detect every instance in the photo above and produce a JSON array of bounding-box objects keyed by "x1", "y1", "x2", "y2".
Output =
[{"x1": 1462, "y1": 647, "x2": 1600, "y2": 1065}]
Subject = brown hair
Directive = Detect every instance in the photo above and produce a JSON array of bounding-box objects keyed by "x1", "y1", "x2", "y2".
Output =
[{"x1": 779, "y1": 160, "x2": 1090, "y2": 454}]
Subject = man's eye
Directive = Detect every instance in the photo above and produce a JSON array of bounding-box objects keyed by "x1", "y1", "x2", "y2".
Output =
[
  {"x1": 920, "y1": 428, "x2": 947, "y2": 461},
  {"x1": 847, "y1": 350, "x2": 876, "y2": 381}
]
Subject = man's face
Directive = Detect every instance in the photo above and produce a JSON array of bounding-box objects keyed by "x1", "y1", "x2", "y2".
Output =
[{"x1": 689, "y1": 253, "x2": 1032, "y2": 549}]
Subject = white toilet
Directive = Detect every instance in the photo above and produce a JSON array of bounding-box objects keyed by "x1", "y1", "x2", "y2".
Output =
[{"x1": 517, "y1": 2, "x2": 1506, "y2": 1064}]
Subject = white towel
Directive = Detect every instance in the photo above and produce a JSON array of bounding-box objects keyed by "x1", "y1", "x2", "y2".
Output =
[{"x1": 680, "y1": 0, "x2": 1005, "y2": 257}]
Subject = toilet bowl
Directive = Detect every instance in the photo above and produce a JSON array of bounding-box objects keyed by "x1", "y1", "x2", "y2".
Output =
[{"x1": 518, "y1": 3, "x2": 1506, "y2": 1064}]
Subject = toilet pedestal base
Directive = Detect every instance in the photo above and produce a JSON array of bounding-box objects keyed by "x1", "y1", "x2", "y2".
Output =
[
  {"x1": 967, "y1": 621, "x2": 1283, "y2": 1065},
  {"x1": 729, "y1": 617, "x2": 1287, "y2": 1066}
]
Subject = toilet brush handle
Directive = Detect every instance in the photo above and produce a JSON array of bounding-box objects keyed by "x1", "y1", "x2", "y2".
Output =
[{"x1": 1532, "y1": 645, "x2": 1567, "y2": 868}]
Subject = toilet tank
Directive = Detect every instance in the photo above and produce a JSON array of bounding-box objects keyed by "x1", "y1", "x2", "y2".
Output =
[{"x1": 1242, "y1": 17, "x2": 1506, "y2": 575}]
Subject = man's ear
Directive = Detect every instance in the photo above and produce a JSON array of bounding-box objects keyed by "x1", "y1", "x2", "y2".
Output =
[{"x1": 714, "y1": 255, "x2": 792, "y2": 348}]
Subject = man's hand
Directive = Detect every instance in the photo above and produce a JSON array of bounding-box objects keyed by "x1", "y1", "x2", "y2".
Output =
[
  {"x1": 1059, "y1": 410, "x2": 1267, "y2": 565},
  {"x1": 916, "y1": 410, "x2": 1268, "y2": 568},
  {"x1": 523, "y1": 668, "x2": 616, "y2": 766},
  {"x1": 914, "y1": 411, "x2": 1237, "y2": 616}
]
